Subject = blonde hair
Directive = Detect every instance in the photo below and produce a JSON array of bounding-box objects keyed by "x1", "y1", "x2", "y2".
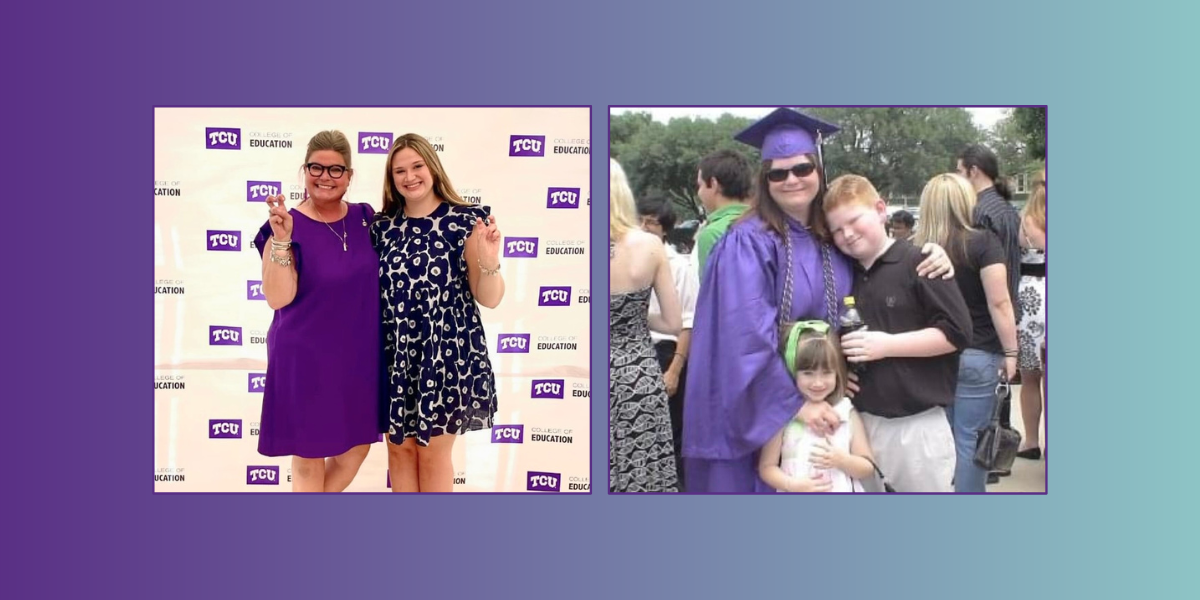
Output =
[
  {"x1": 380, "y1": 133, "x2": 470, "y2": 216},
  {"x1": 1024, "y1": 168, "x2": 1046, "y2": 231},
  {"x1": 914, "y1": 173, "x2": 977, "y2": 265},
  {"x1": 302, "y1": 131, "x2": 354, "y2": 198},
  {"x1": 610, "y1": 159, "x2": 639, "y2": 242},
  {"x1": 305, "y1": 130, "x2": 353, "y2": 169},
  {"x1": 823, "y1": 174, "x2": 881, "y2": 213}
]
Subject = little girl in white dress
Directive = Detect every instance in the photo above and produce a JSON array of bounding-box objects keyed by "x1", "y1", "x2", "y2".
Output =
[{"x1": 759, "y1": 321, "x2": 878, "y2": 493}]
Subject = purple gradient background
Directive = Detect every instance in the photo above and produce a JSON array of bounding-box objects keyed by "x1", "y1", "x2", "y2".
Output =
[{"x1": 10, "y1": 0, "x2": 1128, "y2": 598}]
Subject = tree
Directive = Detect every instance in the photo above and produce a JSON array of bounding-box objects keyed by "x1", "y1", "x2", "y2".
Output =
[
  {"x1": 989, "y1": 111, "x2": 1043, "y2": 186},
  {"x1": 612, "y1": 113, "x2": 756, "y2": 222},
  {"x1": 989, "y1": 110, "x2": 1024, "y2": 169},
  {"x1": 1011, "y1": 107, "x2": 1046, "y2": 160},
  {"x1": 800, "y1": 107, "x2": 984, "y2": 202},
  {"x1": 612, "y1": 107, "x2": 990, "y2": 219},
  {"x1": 610, "y1": 112, "x2": 654, "y2": 151}
]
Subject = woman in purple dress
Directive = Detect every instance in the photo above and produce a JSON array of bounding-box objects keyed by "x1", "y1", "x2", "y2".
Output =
[
  {"x1": 253, "y1": 130, "x2": 383, "y2": 493},
  {"x1": 371, "y1": 134, "x2": 505, "y2": 493},
  {"x1": 683, "y1": 109, "x2": 954, "y2": 493}
]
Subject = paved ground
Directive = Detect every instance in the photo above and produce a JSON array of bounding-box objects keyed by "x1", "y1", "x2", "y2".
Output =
[{"x1": 987, "y1": 383, "x2": 1047, "y2": 493}]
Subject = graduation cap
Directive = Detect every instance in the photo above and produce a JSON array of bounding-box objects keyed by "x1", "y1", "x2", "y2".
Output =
[{"x1": 734, "y1": 107, "x2": 840, "y2": 166}]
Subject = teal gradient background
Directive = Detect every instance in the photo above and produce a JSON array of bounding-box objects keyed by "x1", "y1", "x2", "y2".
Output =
[{"x1": 6, "y1": 0, "x2": 1194, "y2": 597}]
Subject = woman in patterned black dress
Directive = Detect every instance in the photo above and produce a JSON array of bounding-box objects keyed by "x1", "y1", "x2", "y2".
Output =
[
  {"x1": 609, "y1": 159, "x2": 682, "y2": 492},
  {"x1": 371, "y1": 134, "x2": 505, "y2": 493}
]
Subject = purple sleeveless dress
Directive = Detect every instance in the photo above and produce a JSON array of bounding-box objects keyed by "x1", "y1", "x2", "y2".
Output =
[{"x1": 252, "y1": 202, "x2": 384, "y2": 458}]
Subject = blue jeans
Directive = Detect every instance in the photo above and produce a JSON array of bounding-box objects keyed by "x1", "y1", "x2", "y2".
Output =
[{"x1": 946, "y1": 349, "x2": 1001, "y2": 493}]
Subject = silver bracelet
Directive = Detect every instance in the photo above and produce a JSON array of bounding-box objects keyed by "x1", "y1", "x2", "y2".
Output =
[{"x1": 269, "y1": 250, "x2": 293, "y2": 267}]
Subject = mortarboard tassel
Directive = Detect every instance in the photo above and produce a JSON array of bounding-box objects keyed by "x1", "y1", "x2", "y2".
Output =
[{"x1": 815, "y1": 130, "x2": 826, "y2": 186}]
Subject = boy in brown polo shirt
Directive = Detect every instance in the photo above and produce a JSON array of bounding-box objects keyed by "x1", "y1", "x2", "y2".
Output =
[{"x1": 823, "y1": 175, "x2": 973, "y2": 492}]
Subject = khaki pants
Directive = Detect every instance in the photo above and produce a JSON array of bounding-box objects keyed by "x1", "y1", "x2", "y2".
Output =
[{"x1": 859, "y1": 407, "x2": 955, "y2": 493}]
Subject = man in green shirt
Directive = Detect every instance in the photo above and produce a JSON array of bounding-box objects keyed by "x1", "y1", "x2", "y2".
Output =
[{"x1": 694, "y1": 149, "x2": 753, "y2": 283}]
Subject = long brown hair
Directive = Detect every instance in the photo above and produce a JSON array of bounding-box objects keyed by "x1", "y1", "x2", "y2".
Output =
[
  {"x1": 792, "y1": 330, "x2": 848, "y2": 402},
  {"x1": 379, "y1": 133, "x2": 471, "y2": 217},
  {"x1": 739, "y1": 153, "x2": 831, "y2": 242}
]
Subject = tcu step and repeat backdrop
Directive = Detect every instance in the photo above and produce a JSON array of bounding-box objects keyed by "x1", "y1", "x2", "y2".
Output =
[{"x1": 154, "y1": 107, "x2": 591, "y2": 493}]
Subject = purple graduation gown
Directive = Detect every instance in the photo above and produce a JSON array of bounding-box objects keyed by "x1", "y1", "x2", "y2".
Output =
[{"x1": 682, "y1": 215, "x2": 853, "y2": 493}]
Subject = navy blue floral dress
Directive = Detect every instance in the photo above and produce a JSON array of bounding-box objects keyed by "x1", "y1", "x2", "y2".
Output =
[{"x1": 371, "y1": 202, "x2": 497, "y2": 446}]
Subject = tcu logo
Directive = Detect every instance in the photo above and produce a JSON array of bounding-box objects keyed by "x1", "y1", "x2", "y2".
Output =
[
  {"x1": 538, "y1": 286, "x2": 571, "y2": 307},
  {"x1": 248, "y1": 373, "x2": 266, "y2": 392},
  {"x1": 527, "y1": 471, "x2": 561, "y2": 492},
  {"x1": 209, "y1": 420, "x2": 242, "y2": 439},
  {"x1": 546, "y1": 187, "x2": 581, "y2": 209},
  {"x1": 491, "y1": 425, "x2": 524, "y2": 443},
  {"x1": 247, "y1": 281, "x2": 265, "y2": 300},
  {"x1": 503, "y1": 237, "x2": 538, "y2": 258},
  {"x1": 496, "y1": 334, "x2": 530, "y2": 353},
  {"x1": 509, "y1": 135, "x2": 545, "y2": 157},
  {"x1": 247, "y1": 181, "x2": 281, "y2": 202},
  {"x1": 358, "y1": 132, "x2": 393, "y2": 154},
  {"x1": 209, "y1": 326, "x2": 242, "y2": 346},
  {"x1": 206, "y1": 230, "x2": 241, "y2": 251},
  {"x1": 246, "y1": 466, "x2": 279, "y2": 485},
  {"x1": 531, "y1": 379, "x2": 564, "y2": 399},
  {"x1": 206, "y1": 127, "x2": 241, "y2": 150}
]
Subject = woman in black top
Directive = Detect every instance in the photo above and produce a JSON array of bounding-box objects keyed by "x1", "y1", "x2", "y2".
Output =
[{"x1": 914, "y1": 173, "x2": 1019, "y2": 493}]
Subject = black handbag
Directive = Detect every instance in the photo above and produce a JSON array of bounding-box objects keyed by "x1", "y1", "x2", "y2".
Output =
[{"x1": 973, "y1": 374, "x2": 1022, "y2": 472}]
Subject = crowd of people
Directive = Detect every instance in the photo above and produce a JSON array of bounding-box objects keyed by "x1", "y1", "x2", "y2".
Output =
[{"x1": 609, "y1": 108, "x2": 1047, "y2": 493}]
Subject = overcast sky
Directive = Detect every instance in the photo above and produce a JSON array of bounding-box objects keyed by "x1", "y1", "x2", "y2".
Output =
[{"x1": 610, "y1": 106, "x2": 1010, "y2": 131}]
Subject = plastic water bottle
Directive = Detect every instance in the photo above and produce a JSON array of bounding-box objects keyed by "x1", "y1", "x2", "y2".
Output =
[{"x1": 839, "y1": 296, "x2": 867, "y2": 374}]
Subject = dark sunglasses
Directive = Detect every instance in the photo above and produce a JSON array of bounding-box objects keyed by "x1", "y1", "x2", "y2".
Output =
[
  {"x1": 766, "y1": 162, "x2": 817, "y2": 182},
  {"x1": 305, "y1": 163, "x2": 348, "y2": 179}
]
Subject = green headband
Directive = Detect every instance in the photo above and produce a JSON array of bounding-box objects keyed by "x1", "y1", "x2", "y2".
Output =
[{"x1": 783, "y1": 320, "x2": 831, "y2": 378}]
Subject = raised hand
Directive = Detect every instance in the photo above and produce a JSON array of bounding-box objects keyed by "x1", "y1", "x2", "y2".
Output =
[
  {"x1": 473, "y1": 214, "x2": 501, "y2": 267},
  {"x1": 266, "y1": 195, "x2": 293, "y2": 241}
]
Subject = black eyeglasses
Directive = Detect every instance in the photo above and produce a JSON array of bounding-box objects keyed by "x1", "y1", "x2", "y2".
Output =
[
  {"x1": 305, "y1": 163, "x2": 348, "y2": 179},
  {"x1": 766, "y1": 163, "x2": 817, "y2": 182}
]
